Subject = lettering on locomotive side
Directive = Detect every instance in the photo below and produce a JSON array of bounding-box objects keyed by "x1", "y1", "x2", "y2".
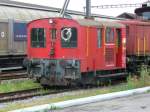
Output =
[{"x1": 14, "y1": 22, "x2": 27, "y2": 41}]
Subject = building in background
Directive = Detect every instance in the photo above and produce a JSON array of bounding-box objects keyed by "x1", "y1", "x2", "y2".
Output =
[
  {"x1": 135, "y1": 1, "x2": 150, "y2": 20},
  {"x1": 117, "y1": 12, "x2": 137, "y2": 19}
]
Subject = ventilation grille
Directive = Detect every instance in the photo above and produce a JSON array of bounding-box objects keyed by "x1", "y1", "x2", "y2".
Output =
[{"x1": 105, "y1": 48, "x2": 114, "y2": 64}]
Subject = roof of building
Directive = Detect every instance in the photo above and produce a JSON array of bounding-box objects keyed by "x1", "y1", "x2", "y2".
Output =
[
  {"x1": 0, "y1": 0, "x2": 123, "y2": 21},
  {"x1": 117, "y1": 12, "x2": 137, "y2": 19},
  {"x1": 0, "y1": 0, "x2": 61, "y2": 12}
]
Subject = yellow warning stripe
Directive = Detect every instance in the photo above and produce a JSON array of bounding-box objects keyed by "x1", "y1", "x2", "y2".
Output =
[
  {"x1": 137, "y1": 37, "x2": 140, "y2": 56},
  {"x1": 144, "y1": 36, "x2": 146, "y2": 56},
  {"x1": 104, "y1": 27, "x2": 106, "y2": 55}
]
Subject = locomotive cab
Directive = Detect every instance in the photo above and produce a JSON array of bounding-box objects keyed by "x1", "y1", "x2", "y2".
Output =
[
  {"x1": 27, "y1": 18, "x2": 81, "y2": 86},
  {"x1": 27, "y1": 18, "x2": 126, "y2": 86}
]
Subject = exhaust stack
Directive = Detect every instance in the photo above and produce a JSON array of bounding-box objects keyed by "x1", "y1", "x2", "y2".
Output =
[{"x1": 85, "y1": 0, "x2": 92, "y2": 19}]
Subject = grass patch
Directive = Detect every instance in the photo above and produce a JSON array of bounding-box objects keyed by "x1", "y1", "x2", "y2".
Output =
[
  {"x1": 1, "y1": 66, "x2": 150, "y2": 112},
  {"x1": 126, "y1": 65, "x2": 150, "y2": 89},
  {"x1": 0, "y1": 79, "x2": 41, "y2": 93}
]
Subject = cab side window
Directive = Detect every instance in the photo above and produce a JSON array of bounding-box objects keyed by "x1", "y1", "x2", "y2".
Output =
[
  {"x1": 105, "y1": 28, "x2": 114, "y2": 43},
  {"x1": 61, "y1": 27, "x2": 77, "y2": 48},
  {"x1": 97, "y1": 28, "x2": 102, "y2": 48},
  {"x1": 116, "y1": 29, "x2": 122, "y2": 47}
]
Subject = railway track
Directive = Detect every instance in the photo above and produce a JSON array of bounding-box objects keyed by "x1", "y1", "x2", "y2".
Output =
[
  {"x1": 0, "y1": 68, "x2": 27, "y2": 81},
  {"x1": 0, "y1": 72, "x2": 27, "y2": 81},
  {"x1": 0, "y1": 78, "x2": 128, "y2": 103},
  {"x1": 0, "y1": 88, "x2": 44, "y2": 103},
  {"x1": 0, "y1": 87, "x2": 72, "y2": 103}
]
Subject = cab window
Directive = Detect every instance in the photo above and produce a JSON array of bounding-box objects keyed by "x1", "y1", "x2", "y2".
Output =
[
  {"x1": 116, "y1": 29, "x2": 122, "y2": 47},
  {"x1": 105, "y1": 28, "x2": 114, "y2": 43},
  {"x1": 61, "y1": 27, "x2": 77, "y2": 48},
  {"x1": 97, "y1": 28, "x2": 102, "y2": 48},
  {"x1": 31, "y1": 28, "x2": 46, "y2": 48}
]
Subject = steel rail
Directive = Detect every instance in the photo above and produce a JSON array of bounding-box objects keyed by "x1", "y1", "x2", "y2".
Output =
[
  {"x1": 0, "y1": 88, "x2": 75, "y2": 103},
  {"x1": 0, "y1": 70, "x2": 27, "y2": 81}
]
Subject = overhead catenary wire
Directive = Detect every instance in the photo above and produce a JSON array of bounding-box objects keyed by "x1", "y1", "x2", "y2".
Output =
[{"x1": 90, "y1": 3, "x2": 142, "y2": 9}]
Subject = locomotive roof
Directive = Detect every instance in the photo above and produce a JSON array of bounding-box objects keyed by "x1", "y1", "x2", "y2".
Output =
[
  {"x1": 120, "y1": 20, "x2": 150, "y2": 25},
  {"x1": 76, "y1": 19, "x2": 125, "y2": 28}
]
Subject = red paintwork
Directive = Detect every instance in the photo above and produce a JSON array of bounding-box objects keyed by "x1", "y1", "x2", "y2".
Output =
[
  {"x1": 120, "y1": 20, "x2": 150, "y2": 56},
  {"x1": 27, "y1": 18, "x2": 126, "y2": 73}
]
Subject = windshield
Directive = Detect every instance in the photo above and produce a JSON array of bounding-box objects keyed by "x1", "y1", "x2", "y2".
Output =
[
  {"x1": 61, "y1": 27, "x2": 77, "y2": 48},
  {"x1": 31, "y1": 28, "x2": 46, "y2": 48}
]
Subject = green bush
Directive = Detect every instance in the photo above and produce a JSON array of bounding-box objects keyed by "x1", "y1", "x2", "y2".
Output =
[{"x1": 127, "y1": 65, "x2": 150, "y2": 89}]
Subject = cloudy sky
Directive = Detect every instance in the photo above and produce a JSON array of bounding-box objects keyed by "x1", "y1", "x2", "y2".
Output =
[{"x1": 12, "y1": 0, "x2": 148, "y2": 17}]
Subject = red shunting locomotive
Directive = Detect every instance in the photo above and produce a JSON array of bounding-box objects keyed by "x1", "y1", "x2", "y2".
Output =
[{"x1": 26, "y1": 18, "x2": 126, "y2": 86}]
